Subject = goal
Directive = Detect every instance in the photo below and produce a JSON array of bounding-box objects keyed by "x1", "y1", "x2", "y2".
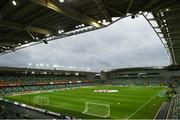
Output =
[
  {"x1": 82, "y1": 102, "x2": 110, "y2": 118},
  {"x1": 33, "y1": 96, "x2": 49, "y2": 106}
]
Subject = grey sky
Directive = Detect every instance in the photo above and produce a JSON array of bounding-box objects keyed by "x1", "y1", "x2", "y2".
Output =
[{"x1": 0, "y1": 15, "x2": 170, "y2": 72}]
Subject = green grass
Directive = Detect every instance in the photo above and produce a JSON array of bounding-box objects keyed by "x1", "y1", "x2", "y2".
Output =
[{"x1": 4, "y1": 86, "x2": 167, "y2": 119}]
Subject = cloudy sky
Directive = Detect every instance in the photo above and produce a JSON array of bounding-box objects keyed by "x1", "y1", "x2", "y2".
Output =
[{"x1": 0, "y1": 15, "x2": 170, "y2": 72}]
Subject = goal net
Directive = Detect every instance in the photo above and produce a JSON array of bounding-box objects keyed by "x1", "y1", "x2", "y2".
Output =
[
  {"x1": 33, "y1": 96, "x2": 49, "y2": 106},
  {"x1": 82, "y1": 102, "x2": 110, "y2": 118}
]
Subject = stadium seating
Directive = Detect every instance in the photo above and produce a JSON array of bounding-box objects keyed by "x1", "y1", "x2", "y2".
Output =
[
  {"x1": 0, "y1": 83, "x2": 93, "y2": 96},
  {"x1": 103, "y1": 77, "x2": 170, "y2": 86},
  {"x1": 171, "y1": 82, "x2": 180, "y2": 119},
  {"x1": 0, "y1": 107, "x2": 25, "y2": 119},
  {"x1": 0, "y1": 73, "x2": 86, "y2": 85}
]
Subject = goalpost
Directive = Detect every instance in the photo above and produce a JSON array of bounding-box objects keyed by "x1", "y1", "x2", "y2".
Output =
[
  {"x1": 33, "y1": 96, "x2": 49, "y2": 106},
  {"x1": 82, "y1": 102, "x2": 110, "y2": 118}
]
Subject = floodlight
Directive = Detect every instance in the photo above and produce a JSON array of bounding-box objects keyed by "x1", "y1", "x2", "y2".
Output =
[
  {"x1": 59, "y1": 0, "x2": 64, "y2": 3},
  {"x1": 81, "y1": 24, "x2": 85, "y2": 27},
  {"x1": 139, "y1": 11, "x2": 143, "y2": 14},
  {"x1": 91, "y1": 22, "x2": 100, "y2": 28},
  {"x1": 24, "y1": 41, "x2": 28, "y2": 43},
  {"x1": 45, "y1": 34, "x2": 50, "y2": 37},
  {"x1": 98, "y1": 20, "x2": 102, "y2": 23},
  {"x1": 12, "y1": 0, "x2": 17, "y2": 6},
  {"x1": 18, "y1": 43, "x2": 21, "y2": 46},
  {"x1": 58, "y1": 30, "x2": 61, "y2": 34}
]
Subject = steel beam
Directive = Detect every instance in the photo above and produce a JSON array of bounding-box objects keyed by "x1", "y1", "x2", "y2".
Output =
[
  {"x1": 106, "y1": 6, "x2": 125, "y2": 16},
  {"x1": 149, "y1": 15, "x2": 180, "y2": 21},
  {"x1": 29, "y1": 0, "x2": 101, "y2": 27},
  {"x1": 0, "y1": 42, "x2": 16, "y2": 46},
  {"x1": 0, "y1": 20, "x2": 55, "y2": 35},
  {"x1": 0, "y1": 35, "x2": 35, "y2": 42},
  {"x1": 94, "y1": 0, "x2": 112, "y2": 22},
  {"x1": 151, "y1": 0, "x2": 176, "y2": 12},
  {"x1": 143, "y1": 0, "x2": 159, "y2": 10},
  {"x1": 125, "y1": 0, "x2": 134, "y2": 14}
]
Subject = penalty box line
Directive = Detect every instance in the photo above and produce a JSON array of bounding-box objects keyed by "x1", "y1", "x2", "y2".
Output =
[{"x1": 127, "y1": 92, "x2": 159, "y2": 119}]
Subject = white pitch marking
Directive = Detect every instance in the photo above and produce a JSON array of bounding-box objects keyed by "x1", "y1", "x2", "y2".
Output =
[{"x1": 127, "y1": 92, "x2": 159, "y2": 119}]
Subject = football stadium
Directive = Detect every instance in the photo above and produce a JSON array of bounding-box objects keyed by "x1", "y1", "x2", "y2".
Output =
[{"x1": 0, "y1": 0, "x2": 180, "y2": 119}]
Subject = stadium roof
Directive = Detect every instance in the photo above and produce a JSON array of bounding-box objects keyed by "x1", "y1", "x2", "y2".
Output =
[
  {"x1": 101, "y1": 65, "x2": 180, "y2": 73},
  {"x1": 0, "y1": 66, "x2": 97, "y2": 74},
  {"x1": 0, "y1": 0, "x2": 179, "y2": 64}
]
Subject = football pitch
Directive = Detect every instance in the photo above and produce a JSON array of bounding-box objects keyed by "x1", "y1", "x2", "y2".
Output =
[{"x1": 4, "y1": 86, "x2": 167, "y2": 119}]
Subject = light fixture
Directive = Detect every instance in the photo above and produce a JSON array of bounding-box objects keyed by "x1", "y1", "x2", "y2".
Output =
[
  {"x1": 81, "y1": 24, "x2": 85, "y2": 27},
  {"x1": 12, "y1": 0, "x2": 17, "y2": 6},
  {"x1": 45, "y1": 34, "x2": 50, "y2": 37},
  {"x1": 139, "y1": 11, "x2": 143, "y2": 14},
  {"x1": 160, "y1": 12, "x2": 164, "y2": 17},
  {"x1": 91, "y1": 22, "x2": 100, "y2": 28},
  {"x1": 59, "y1": 0, "x2": 64, "y2": 3},
  {"x1": 58, "y1": 30, "x2": 64, "y2": 34},
  {"x1": 98, "y1": 20, "x2": 102, "y2": 23},
  {"x1": 58, "y1": 30, "x2": 61, "y2": 34},
  {"x1": 35, "y1": 37, "x2": 39, "y2": 40},
  {"x1": 166, "y1": 8, "x2": 169, "y2": 11},
  {"x1": 24, "y1": 41, "x2": 28, "y2": 43}
]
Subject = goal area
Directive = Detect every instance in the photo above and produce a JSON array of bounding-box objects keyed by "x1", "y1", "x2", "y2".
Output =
[
  {"x1": 33, "y1": 96, "x2": 49, "y2": 106},
  {"x1": 82, "y1": 102, "x2": 110, "y2": 118}
]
